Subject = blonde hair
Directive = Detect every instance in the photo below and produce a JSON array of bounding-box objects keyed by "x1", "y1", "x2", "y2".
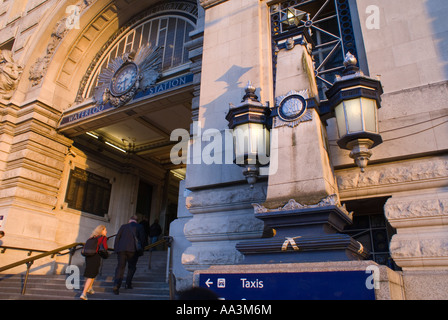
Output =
[{"x1": 90, "y1": 225, "x2": 106, "y2": 238}]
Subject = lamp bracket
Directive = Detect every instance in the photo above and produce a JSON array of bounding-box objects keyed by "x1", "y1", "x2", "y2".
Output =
[{"x1": 275, "y1": 32, "x2": 314, "y2": 53}]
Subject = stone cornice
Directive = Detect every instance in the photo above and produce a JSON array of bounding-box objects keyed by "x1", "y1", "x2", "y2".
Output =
[
  {"x1": 336, "y1": 155, "x2": 448, "y2": 199},
  {"x1": 199, "y1": 0, "x2": 228, "y2": 9}
]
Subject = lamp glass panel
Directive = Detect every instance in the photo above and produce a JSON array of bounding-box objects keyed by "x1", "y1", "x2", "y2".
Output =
[
  {"x1": 264, "y1": 126, "x2": 270, "y2": 158},
  {"x1": 280, "y1": 12, "x2": 290, "y2": 25},
  {"x1": 233, "y1": 123, "x2": 269, "y2": 165},
  {"x1": 344, "y1": 98, "x2": 363, "y2": 133},
  {"x1": 233, "y1": 123, "x2": 249, "y2": 165},
  {"x1": 361, "y1": 97, "x2": 378, "y2": 133},
  {"x1": 251, "y1": 123, "x2": 270, "y2": 166},
  {"x1": 335, "y1": 102, "x2": 347, "y2": 137},
  {"x1": 248, "y1": 123, "x2": 263, "y2": 152},
  {"x1": 287, "y1": 9, "x2": 296, "y2": 25},
  {"x1": 249, "y1": 123, "x2": 269, "y2": 164}
]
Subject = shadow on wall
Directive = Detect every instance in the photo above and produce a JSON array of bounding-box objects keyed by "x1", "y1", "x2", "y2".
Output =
[
  {"x1": 426, "y1": 0, "x2": 448, "y2": 79},
  {"x1": 185, "y1": 64, "x2": 255, "y2": 187},
  {"x1": 216, "y1": 65, "x2": 252, "y2": 93}
]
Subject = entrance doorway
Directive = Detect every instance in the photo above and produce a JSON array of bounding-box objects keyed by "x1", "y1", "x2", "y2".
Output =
[
  {"x1": 163, "y1": 168, "x2": 185, "y2": 235},
  {"x1": 135, "y1": 170, "x2": 184, "y2": 239},
  {"x1": 136, "y1": 180, "x2": 153, "y2": 220},
  {"x1": 56, "y1": 5, "x2": 195, "y2": 249}
]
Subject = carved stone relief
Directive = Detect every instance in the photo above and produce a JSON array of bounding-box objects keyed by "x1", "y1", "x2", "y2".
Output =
[
  {"x1": 385, "y1": 197, "x2": 448, "y2": 222},
  {"x1": 182, "y1": 183, "x2": 266, "y2": 269},
  {"x1": 336, "y1": 156, "x2": 448, "y2": 191},
  {"x1": 385, "y1": 190, "x2": 448, "y2": 269},
  {"x1": 185, "y1": 183, "x2": 267, "y2": 213},
  {"x1": 252, "y1": 194, "x2": 351, "y2": 218},
  {"x1": 0, "y1": 49, "x2": 22, "y2": 99},
  {"x1": 336, "y1": 156, "x2": 448, "y2": 270},
  {"x1": 28, "y1": 0, "x2": 94, "y2": 87}
]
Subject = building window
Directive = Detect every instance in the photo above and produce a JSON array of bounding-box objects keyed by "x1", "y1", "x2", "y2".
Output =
[
  {"x1": 270, "y1": 0, "x2": 360, "y2": 100},
  {"x1": 342, "y1": 197, "x2": 400, "y2": 271},
  {"x1": 65, "y1": 167, "x2": 112, "y2": 217},
  {"x1": 85, "y1": 15, "x2": 195, "y2": 98}
]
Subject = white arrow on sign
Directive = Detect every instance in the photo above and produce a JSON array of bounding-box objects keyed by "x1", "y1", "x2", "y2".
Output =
[{"x1": 205, "y1": 278, "x2": 213, "y2": 288}]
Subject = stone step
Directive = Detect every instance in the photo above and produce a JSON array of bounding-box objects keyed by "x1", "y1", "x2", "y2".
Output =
[
  {"x1": 0, "y1": 274, "x2": 170, "y2": 300},
  {"x1": 0, "y1": 251, "x2": 171, "y2": 300},
  {"x1": 88, "y1": 251, "x2": 168, "y2": 275},
  {"x1": 0, "y1": 275, "x2": 169, "y2": 290}
]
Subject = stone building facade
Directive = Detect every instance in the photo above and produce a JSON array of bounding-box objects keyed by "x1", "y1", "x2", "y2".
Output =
[{"x1": 0, "y1": 0, "x2": 447, "y2": 300}]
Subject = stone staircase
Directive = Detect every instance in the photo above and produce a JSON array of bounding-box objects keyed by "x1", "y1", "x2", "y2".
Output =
[{"x1": 0, "y1": 251, "x2": 171, "y2": 300}]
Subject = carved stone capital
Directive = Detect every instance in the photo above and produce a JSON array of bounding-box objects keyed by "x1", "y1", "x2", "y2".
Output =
[
  {"x1": 384, "y1": 189, "x2": 448, "y2": 228},
  {"x1": 385, "y1": 189, "x2": 448, "y2": 269},
  {"x1": 389, "y1": 230, "x2": 448, "y2": 269}
]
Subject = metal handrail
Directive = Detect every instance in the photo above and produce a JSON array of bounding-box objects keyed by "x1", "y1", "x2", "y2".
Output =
[
  {"x1": 0, "y1": 243, "x2": 84, "y2": 272},
  {"x1": 144, "y1": 237, "x2": 172, "y2": 272},
  {"x1": 144, "y1": 238, "x2": 167, "y2": 251},
  {"x1": 0, "y1": 235, "x2": 175, "y2": 298},
  {"x1": 95, "y1": 236, "x2": 175, "y2": 298},
  {"x1": 0, "y1": 245, "x2": 47, "y2": 256},
  {"x1": 144, "y1": 236, "x2": 175, "y2": 299},
  {"x1": 0, "y1": 242, "x2": 84, "y2": 295}
]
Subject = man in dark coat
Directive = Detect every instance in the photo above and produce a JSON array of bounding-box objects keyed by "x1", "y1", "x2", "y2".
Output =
[{"x1": 113, "y1": 216, "x2": 147, "y2": 294}]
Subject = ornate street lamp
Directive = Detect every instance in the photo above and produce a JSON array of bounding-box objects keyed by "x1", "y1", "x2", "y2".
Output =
[
  {"x1": 280, "y1": 8, "x2": 307, "y2": 29},
  {"x1": 325, "y1": 52, "x2": 383, "y2": 172},
  {"x1": 226, "y1": 82, "x2": 271, "y2": 188}
]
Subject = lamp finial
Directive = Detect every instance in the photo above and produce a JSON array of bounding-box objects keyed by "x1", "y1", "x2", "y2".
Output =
[
  {"x1": 242, "y1": 81, "x2": 259, "y2": 102},
  {"x1": 342, "y1": 52, "x2": 360, "y2": 76},
  {"x1": 343, "y1": 52, "x2": 357, "y2": 67}
]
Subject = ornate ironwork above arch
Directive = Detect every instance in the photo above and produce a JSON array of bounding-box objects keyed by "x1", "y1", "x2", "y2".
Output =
[{"x1": 75, "y1": 0, "x2": 197, "y2": 103}]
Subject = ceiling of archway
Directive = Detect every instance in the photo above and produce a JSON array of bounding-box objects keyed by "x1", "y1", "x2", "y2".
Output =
[{"x1": 61, "y1": 84, "x2": 193, "y2": 170}]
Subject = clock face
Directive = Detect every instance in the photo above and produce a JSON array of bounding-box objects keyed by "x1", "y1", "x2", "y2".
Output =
[
  {"x1": 278, "y1": 94, "x2": 306, "y2": 121},
  {"x1": 110, "y1": 63, "x2": 138, "y2": 96}
]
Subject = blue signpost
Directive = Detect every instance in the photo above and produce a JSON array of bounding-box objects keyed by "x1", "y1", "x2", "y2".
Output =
[{"x1": 199, "y1": 271, "x2": 375, "y2": 300}]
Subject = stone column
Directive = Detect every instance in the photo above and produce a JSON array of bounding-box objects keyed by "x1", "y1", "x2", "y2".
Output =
[
  {"x1": 169, "y1": 180, "x2": 193, "y2": 291},
  {"x1": 384, "y1": 188, "x2": 448, "y2": 299},
  {"x1": 185, "y1": 1, "x2": 205, "y2": 123},
  {"x1": 235, "y1": 32, "x2": 365, "y2": 263},
  {"x1": 264, "y1": 36, "x2": 338, "y2": 209},
  {"x1": 180, "y1": 0, "x2": 273, "y2": 277}
]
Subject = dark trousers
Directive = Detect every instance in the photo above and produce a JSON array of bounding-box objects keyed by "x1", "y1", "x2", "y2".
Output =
[{"x1": 114, "y1": 251, "x2": 139, "y2": 288}]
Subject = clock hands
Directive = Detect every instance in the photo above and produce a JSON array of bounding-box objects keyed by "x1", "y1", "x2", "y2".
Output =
[{"x1": 114, "y1": 68, "x2": 137, "y2": 93}]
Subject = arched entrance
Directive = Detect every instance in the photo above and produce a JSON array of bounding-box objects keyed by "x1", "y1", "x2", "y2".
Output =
[
  {"x1": 57, "y1": 1, "x2": 198, "y2": 239},
  {"x1": 0, "y1": 0, "x2": 201, "y2": 273}
]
